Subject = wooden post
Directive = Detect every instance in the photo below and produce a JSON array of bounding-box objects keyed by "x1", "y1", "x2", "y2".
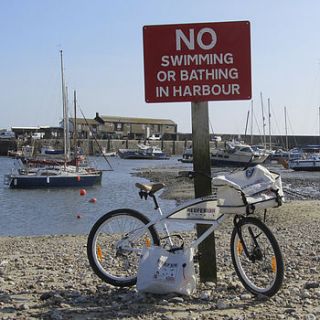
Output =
[{"x1": 191, "y1": 101, "x2": 217, "y2": 282}]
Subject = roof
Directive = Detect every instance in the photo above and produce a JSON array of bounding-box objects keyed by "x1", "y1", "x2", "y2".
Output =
[
  {"x1": 69, "y1": 118, "x2": 99, "y2": 125},
  {"x1": 11, "y1": 126, "x2": 41, "y2": 130},
  {"x1": 96, "y1": 115, "x2": 176, "y2": 126}
]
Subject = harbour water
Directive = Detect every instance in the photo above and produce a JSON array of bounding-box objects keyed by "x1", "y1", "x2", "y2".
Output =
[
  {"x1": 2, "y1": 155, "x2": 320, "y2": 237},
  {"x1": 0, "y1": 156, "x2": 190, "y2": 237}
]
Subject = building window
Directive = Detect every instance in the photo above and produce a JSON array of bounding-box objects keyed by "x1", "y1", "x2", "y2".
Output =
[{"x1": 116, "y1": 123, "x2": 123, "y2": 131}]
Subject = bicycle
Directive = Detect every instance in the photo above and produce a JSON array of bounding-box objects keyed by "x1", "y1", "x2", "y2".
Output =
[{"x1": 87, "y1": 164, "x2": 285, "y2": 297}]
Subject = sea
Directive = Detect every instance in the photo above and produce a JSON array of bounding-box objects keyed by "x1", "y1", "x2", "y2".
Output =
[
  {"x1": 2, "y1": 155, "x2": 320, "y2": 237},
  {"x1": 0, "y1": 156, "x2": 192, "y2": 237}
]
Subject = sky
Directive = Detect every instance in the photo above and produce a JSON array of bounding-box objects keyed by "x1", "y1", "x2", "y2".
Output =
[{"x1": 1, "y1": 0, "x2": 320, "y2": 136}]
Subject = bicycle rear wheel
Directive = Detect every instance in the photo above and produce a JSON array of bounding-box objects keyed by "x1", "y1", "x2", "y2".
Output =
[
  {"x1": 87, "y1": 209, "x2": 160, "y2": 287},
  {"x1": 230, "y1": 216, "x2": 284, "y2": 297}
]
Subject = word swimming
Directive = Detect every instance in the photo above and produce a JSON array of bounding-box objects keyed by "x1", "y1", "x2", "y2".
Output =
[
  {"x1": 156, "y1": 84, "x2": 240, "y2": 98},
  {"x1": 161, "y1": 53, "x2": 234, "y2": 67}
]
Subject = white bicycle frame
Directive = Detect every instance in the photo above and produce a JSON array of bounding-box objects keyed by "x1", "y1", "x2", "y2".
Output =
[{"x1": 141, "y1": 194, "x2": 228, "y2": 250}]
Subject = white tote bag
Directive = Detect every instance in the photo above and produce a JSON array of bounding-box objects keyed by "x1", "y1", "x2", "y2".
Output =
[{"x1": 136, "y1": 246, "x2": 197, "y2": 296}]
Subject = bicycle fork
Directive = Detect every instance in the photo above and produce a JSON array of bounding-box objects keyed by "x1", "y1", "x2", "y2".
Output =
[{"x1": 233, "y1": 215, "x2": 262, "y2": 263}]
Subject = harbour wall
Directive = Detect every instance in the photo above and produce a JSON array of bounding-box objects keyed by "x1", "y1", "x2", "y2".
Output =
[
  {"x1": 1, "y1": 139, "x2": 196, "y2": 156},
  {"x1": 1, "y1": 134, "x2": 320, "y2": 156}
]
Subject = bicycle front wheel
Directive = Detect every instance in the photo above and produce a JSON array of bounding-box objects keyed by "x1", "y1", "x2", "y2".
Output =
[
  {"x1": 87, "y1": 209, "x2": 160, "y2": 287},
  {"x1": 230, "y1": 217, "x2": 284, "y2": 297}
]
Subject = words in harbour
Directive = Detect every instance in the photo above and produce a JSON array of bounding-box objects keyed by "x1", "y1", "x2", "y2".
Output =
[{"x1": 156, "y1": 83, "x2": 241, "y2": 97}]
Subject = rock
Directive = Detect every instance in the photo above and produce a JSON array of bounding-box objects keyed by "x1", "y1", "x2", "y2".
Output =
[
  {"x1": 161, "y1": 315, "x2": 176, "y2": 320},
  {"x1": 17, "y1": 303, "x2": 30, "y2": 310},
  {"x1": 304, "y1": 281, "x2": 319, "y2": 289},
  {"x1": 305, "y1": 314, "x2": 316, "y2": 320},
  {"x1": 48, "y1": 309, "x2": 63, "y2": 320},
  {"x1": 0, "y1": 292, "x2": 11, "y2": 302},
  {"x1": 300, "y1": 290, "x2": 311, "y2": 299},
  {"x1": 216, "y1": 299, "x2": 228, "y2": 310},
  {"x1": 204, "y1": 281, "x2": 216, "y2": 288},
  {"x1": 40, "y1": 291, "x2": 55, "y2": 300},
  {"x1": 168, "y1": 296, "x2": 184, "y2": 303},
  {"x1": 200, "y1": 290, "x2": 211, "y2": 300},
  {"x1": 240, "y1": 293, "x2": 252, "y2": 300}
]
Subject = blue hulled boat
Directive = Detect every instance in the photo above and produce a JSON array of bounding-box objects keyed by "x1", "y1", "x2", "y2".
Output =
[{"x1": 5, "y1": 163, "x2": 102, "y2": 189}]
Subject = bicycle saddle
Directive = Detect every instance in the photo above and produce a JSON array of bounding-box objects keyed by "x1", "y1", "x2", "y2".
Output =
[{"x1": 135, "y1": 182, "x2": 165, "y2": 193}]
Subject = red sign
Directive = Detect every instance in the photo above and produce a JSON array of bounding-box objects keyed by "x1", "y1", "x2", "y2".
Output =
[{"x1": 143, "y1": 21, "x2": 251, "y2": 103}]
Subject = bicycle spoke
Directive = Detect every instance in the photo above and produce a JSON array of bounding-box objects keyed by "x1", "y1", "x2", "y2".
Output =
[
  {"x1": 87, "y1": 209, "x2": 159, "y2": 287},
  {"x1": 231, "y1": 217, "x2": 283, "y2": 297}
]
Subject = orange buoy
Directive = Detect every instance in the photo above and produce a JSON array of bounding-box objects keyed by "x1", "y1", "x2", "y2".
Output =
[
  {"x1": 89, "y1": 198, "x2": 97, "y2": 203},
  {"x1": 80, "y1": 189, "x2": 87, "y2": 196}
]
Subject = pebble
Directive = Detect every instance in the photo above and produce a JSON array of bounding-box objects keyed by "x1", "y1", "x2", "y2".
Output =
[
  {"x1": 200, "y1": 290, "x2": 211, "y2": 300},
  {"x1": 240, "y1": 293, "x2": 252, "y2": 300},
  {"x1": 216, "y1": 299, "x2": 228, "y2": 310},
  {"x1": 304, "y1": 281, "x2": 319, "y2": 289},
  {"x1": 300, "y1": 290, "x2": 311, "y2": 299},
  {"x1": 169, "y1": 296, "x2": 184, "y2": 303}
]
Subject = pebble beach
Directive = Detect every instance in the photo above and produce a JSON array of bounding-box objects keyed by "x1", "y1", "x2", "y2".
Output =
[{"x1": 0, "y1": 166, "x2": 319, "y2": 319}]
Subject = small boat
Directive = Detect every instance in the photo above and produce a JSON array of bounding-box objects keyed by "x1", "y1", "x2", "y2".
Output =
[
  {"x1": 269, "y1": 149, "x2": 290, "y2": 162},
  {"x1": 5, "y1": 160, "x2": 102, "y2": 189},
  {"x1": 210, "y1": 142, "x2": 269, "y2": 167},
  {"x1": 118, "y1": 144, "x2": 169, "y2": 160},
  {"x1": 276, "y1": 145, "x2": 320, "y2": 171},
  {"x1": 41, "y1": 146, "x2": 64, "y2": 155},
  {"x1": 7, "y1": 149, "x2": 23, "y2": 158},
  {"x1": 178, "y1": 147, "x2": 193, "y2": 163},
  {"x1": 284, "y1": 145, "x2": 320, "y2": 171},
  {"x1": 96, "y1": 147, "x2": 117, "y2": 157},
  {"x1": 288, "y1": 154, "x2": 320, "y2": 171},
  {"x1": 8, "y1": 145, "x2": 34, "y2": 158}
]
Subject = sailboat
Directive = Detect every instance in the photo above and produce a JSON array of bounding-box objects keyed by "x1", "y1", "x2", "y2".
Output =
[{"x1": 4, "y1": 51, "x2": 102, "y2": 189}]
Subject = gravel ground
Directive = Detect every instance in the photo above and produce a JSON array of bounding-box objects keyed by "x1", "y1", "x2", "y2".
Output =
[{"x1": 0, "y1": 166, "x2": 319, "y2": 319}]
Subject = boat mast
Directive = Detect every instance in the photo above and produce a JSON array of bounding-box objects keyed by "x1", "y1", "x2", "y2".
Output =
[
  {"x1": 65, "y1": 85, "x2": 70, "y2": 159},
  {"x1": 284, "y1": 106, "x2": 288, "y2": 150},
  {"x1": 268, "y1": 98, "x2": 271, "y2": 150},
  {"x1": 260, "y1": 92, "x2": 266, "y2": 149},
  {"x1": 318, "y1": 106, "x2": 320, "y2": 139},
  {"x1": 73, "y1": 90, "x2": 77, "y2": 155},
  {"x1": 60, "y1": 50, "x2": 69, "y2": 167},
  {"x1": 73, "y1": 90, "x2": 79, "y2": 172},
  {"x1": 244, "y1": 109, "x2": 250, "y2": 143}
]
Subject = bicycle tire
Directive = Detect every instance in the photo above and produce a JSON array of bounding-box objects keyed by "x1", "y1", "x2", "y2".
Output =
[
  {"x1": 230, "y1": 216, "x2": 284, "y2": 297},
  {"x1": 87, "y1": 209, "x2": 160, "y2": 287}
]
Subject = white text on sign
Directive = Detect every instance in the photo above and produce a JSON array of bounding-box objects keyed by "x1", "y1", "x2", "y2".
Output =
[{"x1": 156, "y1": 28, "x2": 240, "y2": 99}]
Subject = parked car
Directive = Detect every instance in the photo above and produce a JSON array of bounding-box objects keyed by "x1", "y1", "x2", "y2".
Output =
[
  {"x1": 148, "y1": 134, "x2": 162, "y2": 140},
  {"x1": 31, "y1": 132, "x2": 44, "y2": 140},
  {"x1": 0, "y1": 131, "x2": 15, "y2": 139}
]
